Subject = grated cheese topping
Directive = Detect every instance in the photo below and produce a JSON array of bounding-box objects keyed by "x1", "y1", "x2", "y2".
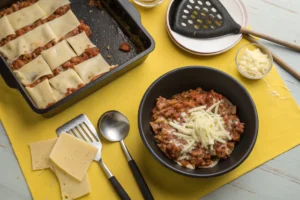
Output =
[
  {"x1": 169, "y1": 101, "x2": 231, "y2": 153},
  {"x1": 238, "y1": 48, "x2": 271, "y2": 78}
]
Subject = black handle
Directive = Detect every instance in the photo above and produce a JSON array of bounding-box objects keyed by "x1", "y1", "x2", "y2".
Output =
[
  {"x1": 118, "y1": 0, "x2": 142, "y2": 24},
  {"x1": 0, "y1": 58, "x2": 18, "y2": 89},
  {"x1": 129, "y1": 160, "x2": 154, "y2": 200},
  {"x1": 109, "y1": 176, "x2": 131, "y2": 200}
]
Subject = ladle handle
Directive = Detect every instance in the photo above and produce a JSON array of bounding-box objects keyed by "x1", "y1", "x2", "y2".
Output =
[
  {"x1": 240, "y1": 27, "x2": 300, "y2": 52},
  {"x1": 109, "y1": 176, "x2": 131, "y2": 200},
  {"x1": 128, "y1": 160, "x2": 154, "y2": 200}
]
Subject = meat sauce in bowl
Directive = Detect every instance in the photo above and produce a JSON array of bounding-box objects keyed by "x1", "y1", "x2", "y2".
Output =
[{"x1": 150, "y1": 88, "x2": 245, "y2": 169}]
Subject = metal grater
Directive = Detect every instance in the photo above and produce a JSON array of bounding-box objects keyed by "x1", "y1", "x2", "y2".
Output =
[
  {"x1": 56, "y1": 114, "x2": 131, "y2": 200},
  {"x1": 170, "y1": 0, "x2": 241, "y2": 38}
]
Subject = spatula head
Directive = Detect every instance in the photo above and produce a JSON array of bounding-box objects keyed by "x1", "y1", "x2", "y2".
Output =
[{"x1": 169, "y1": 0, "x2": 241, "y2": 38}]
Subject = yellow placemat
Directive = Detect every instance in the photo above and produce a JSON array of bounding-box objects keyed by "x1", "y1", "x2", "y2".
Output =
[{"x1": 1, "y1": 1, "x2": 300, "y2": 200}]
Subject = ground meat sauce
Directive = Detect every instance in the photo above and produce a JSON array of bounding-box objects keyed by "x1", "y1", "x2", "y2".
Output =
[
  {"x1": 11, "y1": 21, "x2": 92, "y2": 70},
  {"x1": 0, "y1": 5, "x2": 71, "y2": 47},
  {"x1": 150, "y1": 88, "x2": 245, "y2": 169},
  {"x1": 62, "y1": 47, "x2": 100, "y2": 69}
]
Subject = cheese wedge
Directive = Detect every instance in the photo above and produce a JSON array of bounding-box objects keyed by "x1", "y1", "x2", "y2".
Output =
[
  {"x1": 29, "y1": 138, "x2": 57, "y2": 170},
  {"x1": 49, "y1": 163, "x2": 91, "y2": 200},
  {"x1": 49, "y1": 133, "x2": 98, "y2": 181}
]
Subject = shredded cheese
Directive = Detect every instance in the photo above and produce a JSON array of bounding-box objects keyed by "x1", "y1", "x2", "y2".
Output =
[
  {"x1": 169, "y1": 102, "x2": 231, "y2": 152},
  {"x1": 238, "y1": 48, "x2": 271, "y2": 78}
]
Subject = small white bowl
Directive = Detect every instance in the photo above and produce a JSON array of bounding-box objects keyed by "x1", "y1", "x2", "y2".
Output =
[
  {"x1": 133, "y1": 0, "x2": 164, "y2": 8},
  {"x1": 236, "y1": 43, "x2": 273, "y2": 80}
]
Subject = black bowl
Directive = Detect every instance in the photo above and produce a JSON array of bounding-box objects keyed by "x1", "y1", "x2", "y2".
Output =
[{"x1": 138, "y1": 66, "x2": 258, "y2": 177}]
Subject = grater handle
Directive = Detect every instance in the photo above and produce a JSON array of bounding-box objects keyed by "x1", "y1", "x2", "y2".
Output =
[
  {"x1": 240, "y1": 27, "x2": 300, "y2": 52},
  {"x1": 118, "y1": 0, "x2": 141, "y2": 24}
]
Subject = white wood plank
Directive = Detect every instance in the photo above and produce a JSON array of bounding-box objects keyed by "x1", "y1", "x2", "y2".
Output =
[{"x1": 0, "y1": 122, "x2": 32, "y2": 200}]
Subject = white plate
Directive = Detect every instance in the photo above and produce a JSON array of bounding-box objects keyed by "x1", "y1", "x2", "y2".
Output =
[{"x1": 166, "y1": 0, "x2": 248, "y2": 55}]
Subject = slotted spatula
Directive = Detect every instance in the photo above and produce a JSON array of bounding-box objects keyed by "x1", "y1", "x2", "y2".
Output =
[
  {"x1": 170, "y1": 0, "x2": 300, "y2": 52},
  {"x1": 56, "y1": 114, "x2": 131, "y2": 200}
]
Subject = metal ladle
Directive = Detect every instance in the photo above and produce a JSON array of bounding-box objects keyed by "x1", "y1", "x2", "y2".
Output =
[{"x1": 98, "y1": 111, "x2": 154, "y2": 200}]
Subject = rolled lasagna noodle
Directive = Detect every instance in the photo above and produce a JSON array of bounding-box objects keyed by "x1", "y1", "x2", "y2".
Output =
[
  {"x1": 49, "y1": 69, "x2": 84, "y2": 94},
  {"x1": 14, "y1": 55, "x2": 53, "y2": 85},
  {"x1": 0, "y1": 23, "x2": 57, "y2": 62},
  {"x1": 41, "y1": 40, "x2": 76, "y2": 70},
  {"x1": 0, "y1": 16, "x2": 15, "y2": 40},
  {"x1": 66, "y1": 32, "x2": 95, "y2": 56},
  {"x1": 26, "y1": 79, "x2": 57, "y2": 109},
  {"x1": 48, "y1": 10, "x2": 80, "y2": 40},
  {"x1": 74, "y1": 55, "x2": 111, "y2": 84},
  {"x1": 38, "y1": 0, "x2": 70, "y2": 18},
  {"x1": 7, "y1": 3, "x2": 45, "y2": 31}
]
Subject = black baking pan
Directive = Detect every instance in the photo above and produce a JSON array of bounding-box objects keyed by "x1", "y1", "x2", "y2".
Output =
[{"x1": 0, "y1": 0, "x2": 155, "y2": 117}]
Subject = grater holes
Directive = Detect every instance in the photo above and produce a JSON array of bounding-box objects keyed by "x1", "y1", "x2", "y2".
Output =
[
  {"x1": 197, "y1": 1, "x2": 203, "y2": 5},
  {"x1": 197, "y1": 19, "x2": 203, "y2": 24},
  {"x1": 211, "y1": 25, "x2": 215, "y2": 29},
  {"x1": 215, "y1": 20, "x2": 222, "y2": 26},
  {"x1": 193, "y1": 11, "x2": 198, "y2": 15},
  {"x1": 181, "y1": 22, "x2": 187, "y2": 27},
  {"x1": 187, "y1": 4, "x2": 192, "y2": 9},
  {"x1": 217, "y1": 14, "x2": 222, "y2": 19},
  {"x1": 211, "y1": 7, "x2": 217, "y2": 12},
  {"x1": 200, "y1": 12, "x2": 206, "y2": 17},
  {"x1": 209, "y1": 14, "x2": 215, "y2": 20},
  {"x1": 184, "y1": 9, "x2": 189, "y2": 14},
  {"x1": 188, "y1": 20, "x2": 193, "y2": 24},
  {"x1": 203, "y1": 24, "x2": 208, "y2": 29},
  {"x1": 195, "y1": 6, "x2": 200, "y2": 10},
  {"x1": 182, "y1": 15, "x2": 187, "y2": 19},
  {"x1": 191, "y1": 15, "x2": 196, "y2": 19},
  {"x1": 203, "y1": 7, "x2": 209, "y2": 12},
  {"x1": 189, "y1": 0, "x2": 195, "y2": 3},
  {"x1": 205, "y1": 1, "x2": 211, "y2": 6},
  {"x1": 206, "y1": 19, "x2": 212, "y2": 24},
  {"x1": 194, "y1": 24, "x2": 200, "y2": 29}
]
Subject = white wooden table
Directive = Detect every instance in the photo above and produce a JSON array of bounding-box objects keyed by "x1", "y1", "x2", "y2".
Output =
[{"x1": 0, "y1": 0, "x2": 299, "y2": 199}]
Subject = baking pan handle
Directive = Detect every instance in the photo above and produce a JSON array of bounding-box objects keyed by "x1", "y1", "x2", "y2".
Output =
[
  {"x1": 0, "y1": 60, "x2": 18, "y2": 89},
  {"x1": 119, "y1": 0, "x2": 142, "y2": 24},
  {"x1": 0, "y1": 0, "x2": 18, "y2": 8}
]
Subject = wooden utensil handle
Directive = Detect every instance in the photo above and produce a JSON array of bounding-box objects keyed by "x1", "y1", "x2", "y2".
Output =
[
  {"x1": 240, "y1": 27, "x2": 300, "y2": 52},
  {"x1": 244, "y1": 35, "x2": 300, "y2": 81}
]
